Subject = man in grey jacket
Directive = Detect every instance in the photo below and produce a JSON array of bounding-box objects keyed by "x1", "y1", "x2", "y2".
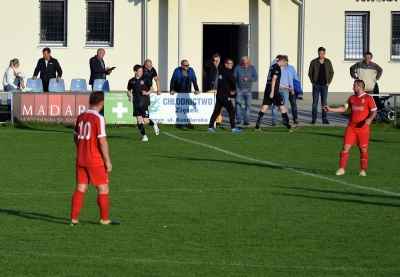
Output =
[
  {"x1": 349, "y1": 51, "x2": 382, "y2": 94},
  {"x1": 233, "y1": 56, "x2": 258, "y2": 126}
]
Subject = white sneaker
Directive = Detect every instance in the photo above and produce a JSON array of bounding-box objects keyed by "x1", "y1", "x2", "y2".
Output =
[
  {"x1": 24, "y1": 87, "x2": 32, "y2": 92},
  {"x1": 142, "y1": 135, "x2": 148, "y2": 142},
  {"x1": 335, "y1": 168, "x2": 345, "y2": 175},
  {"x1": 359, "y1": 171, "x2": 366, "y2": 177},
  {"x1": 153, "y1": 122, "x2": 159, "y2": 135}
]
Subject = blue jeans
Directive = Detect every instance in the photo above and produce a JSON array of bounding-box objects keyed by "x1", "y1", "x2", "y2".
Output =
[
  {"x1": 3, "y1": 76, "x2": 23, "y2": 91},
  {"x1": 271, "y1": 88, "x2": 289, "y2": 123},
  {"x1": 235, "y1": 89, "x2": 252, "y2": 122},
  {"x1": 312, "y1": 84, "x2": 328, "y2": 119},
  {"x1": 288, "y1": 93, "x2": 298, "y2": 121}
]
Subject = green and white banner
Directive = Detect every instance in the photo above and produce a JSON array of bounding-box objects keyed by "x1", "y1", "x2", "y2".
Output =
[{"x1": 104, "y1": 93, "x2": 136, "y2": 124}]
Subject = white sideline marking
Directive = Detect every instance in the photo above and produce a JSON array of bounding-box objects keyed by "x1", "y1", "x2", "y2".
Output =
[
  {"x1": 164, "y1": 132, "x2": 400, "y2": 197},
  {"x1": 0, "y1": 249, "x2": 398, "y2": 272}
]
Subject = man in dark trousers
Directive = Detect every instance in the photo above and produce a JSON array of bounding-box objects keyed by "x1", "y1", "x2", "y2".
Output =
[
  {"x1": 32, "y1": 47, "x2": 63, "y2": 92},
  {"x1": 89, "y1": 48, "x2": 112, "y2": 90},
  {"x1": 208, "y1": 59, "x2": 242, "y2": 133},
  {"x1": 254, "y1": 55, "x2": 299, "y2": 133}
]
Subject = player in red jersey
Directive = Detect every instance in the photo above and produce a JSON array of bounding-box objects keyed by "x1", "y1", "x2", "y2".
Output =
[
  {"x1": 70, "y1": 91, "x2": 119, "y2": 226},
  {"x1": 323, "y1": 80, "x2": 377, "y2": 176}
]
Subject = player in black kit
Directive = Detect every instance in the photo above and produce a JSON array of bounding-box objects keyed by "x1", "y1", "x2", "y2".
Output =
[
  {"x1": 208, "y1": 58, "x2": 242, "y2": 133},
  {"x1": 127, "y1": 64, "x2": 160, "y2": 141},
  {"x1": 254, "y1": 55, "x2": 299, "y2": 132}
]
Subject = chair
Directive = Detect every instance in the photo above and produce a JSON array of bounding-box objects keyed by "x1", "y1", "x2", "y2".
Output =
[
  {"x1": 93, "y1": 79, "x2": 110, "y2": 92},
  {"x1": 26, "y1": 78, "x2": 44, "y2": 92},
  {"x1": 70, "y1": 78, "x2": 88, "y2": 92},
  {"x1": 48, "y1": 78, "x2": 65, "y2": 92}
]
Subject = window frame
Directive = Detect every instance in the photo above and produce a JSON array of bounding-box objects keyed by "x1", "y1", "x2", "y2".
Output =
[
  {"x1": 85, "y1": 0, "x2": 114, "y2": 47},
  {"x1": 38, "y1": 0, "x2": 68, "y2": 47},
  {"x1": 344, "y1": 11, "x2": 370, "y2": 61},
  {"x1": 391, "y1": 12, "x2": 400, "y2": 61}
]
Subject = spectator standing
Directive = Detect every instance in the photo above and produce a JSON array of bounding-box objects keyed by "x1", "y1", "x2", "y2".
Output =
[
  {"x1": 3, "y1": 59, "x2": 31, "y2": 92},
  {"x1": 71, "y1": 91, "x2": 119, "y2": 226},
  {"x1": 254, "y1": 55, "x2": 299, "y2": 132},
  {"x1": 204, "y1": 53, "x2": 223, "y2": 124},
  {"x1": 170, "y1": 60, "x2": 200, "y2": 95},
  {"x1": 89, "y1": 48, "x2": 112, "y2": 90},
  {"x1": 308, "y1": 47, "x2": 334, "y2": 124},
  {"x1": 350, "y1": 51, "x2": 382, "y2": 107},
  {"x1": 323, "y1": 80, "x2": 377, "y2": 177},
  {"x1": 204, "y1": 53, "x2": 222, "y2": 91},
  {"x1": 208, "y1": 58, "x2": 242, "y2": 133},
  {"x1": 32, "y1": 47, "x2": 62, "y2": 92},
  {"x1": 143, "y1": 59, "x2": 162, "y2": 95},
  {"x1": 233, "y1": 56, "x2": 258, "y2": 126},
  {"x1": 127, "y1": 65, "x2": 159, "y2": 142}
]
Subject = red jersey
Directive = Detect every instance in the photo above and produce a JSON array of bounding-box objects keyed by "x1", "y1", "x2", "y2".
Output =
[
  {"x1": 74, "y1": 109, "x2": 106, "y2": 167},
  {"x1": 346, "y1": 93, "x2": 377, "y2": 128}
]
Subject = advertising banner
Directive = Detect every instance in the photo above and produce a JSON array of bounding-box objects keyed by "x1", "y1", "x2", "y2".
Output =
[
  {"x1": 149, "y1": 93, "x2": 215, "y2": 124},
  {"x1": 13, "y1": 92, "x2": 89, "y2": 123},
  {"x1": 104, "y1": 93, "x2": 136, "y2": 124},
  {"x1": 12, "y1": 92, "x2": 215, "y2": 125}
]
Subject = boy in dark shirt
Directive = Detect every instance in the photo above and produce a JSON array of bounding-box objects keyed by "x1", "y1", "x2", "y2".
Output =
[
  {"x1": 127, "y1": 64, "x2": 159, "y2": 141},
  {"x1": 254, "y1": 55, "x2": 299, "y2": 132}
]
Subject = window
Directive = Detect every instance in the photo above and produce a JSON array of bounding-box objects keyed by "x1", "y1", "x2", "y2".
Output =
[
  {"x1": 345, "y1": 12, "x2": 369, "y2": 60},
  {"x1": 39, "y1": 0, "x2": 67, "y2": 46},
  {"x1": 86, "y1": 1, "x2": 114, "y2": 46},
  {"x1": 391, "y1": 12, "x2": 400, "y2": 60}
]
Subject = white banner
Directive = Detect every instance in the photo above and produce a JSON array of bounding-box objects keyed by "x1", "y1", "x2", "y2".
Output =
[{"x1": 149, "y1": 93, "x2": 215, "y2": 124}]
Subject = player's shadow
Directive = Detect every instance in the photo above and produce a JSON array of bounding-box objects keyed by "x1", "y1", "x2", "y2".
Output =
[
  {"x1": 0, "y1": 208, "x2": 98, "y2": 225},
  {"x1": 155, "y1": 155, "x2": 293, "y2": 171},
  {"x1": 275, "y1": 186, "x2": 400, "y2": 201},
  {"x1": 0, "y1": 208, "x2": 69, "y2": 225},
  {"x1": 271, "y1": 186, "x2": 400, "y2": 208}
]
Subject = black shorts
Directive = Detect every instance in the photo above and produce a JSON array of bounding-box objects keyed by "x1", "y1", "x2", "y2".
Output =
[
  {"x1": 262, "y1": 89, "x2": 284, "y2": 106},
  {"x1": 133, "y1": 106, "x2": 149, "y2": 118}
]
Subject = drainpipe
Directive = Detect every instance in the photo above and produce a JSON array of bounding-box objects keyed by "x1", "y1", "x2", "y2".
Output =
[
  {"x1": 292, "y1": 0, "x2": 305, "y2": 87},
  {"x1": 142, "y1": 0, "x2": 148, "y2": 64},
  {"x1": 270, "y1": 0, "x2": 279, "y2": 60},
  {"x1": 178, "y1": 0, "x2": 188, "y2": 63}
]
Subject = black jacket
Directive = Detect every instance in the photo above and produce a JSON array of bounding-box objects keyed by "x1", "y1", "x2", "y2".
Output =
[
  {"x1": 204, "y1": 58, "x2": 223, "y2": 91},
  {"x1": 217, "y1": 67, "x2": 236, "y2": 98},
  {"x1": 89, "y1": 55, "x2": 110, "y2": 85},
  {"x1": 33, "y1": 57, "x2": 62, "y2": 82}
]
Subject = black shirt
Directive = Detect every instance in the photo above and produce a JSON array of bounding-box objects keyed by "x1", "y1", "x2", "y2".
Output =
[
  {"x1": 265, "y1": 63, "x2": 281, "y2": 93},
  {"x1": 142, "y1": 67, "x2": 158, "y2": 84},
  {"x1": 127, "y1": 76, "x2": 152, "y2": 107},
  {"x1": 217, "y1": 67, "x2": 236, "y2": 98},
  {"x1": 317, "y1": 63, "x2": 326, "y2": 85}
]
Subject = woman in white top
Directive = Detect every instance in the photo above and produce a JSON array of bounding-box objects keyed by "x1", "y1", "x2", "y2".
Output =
[{"x1": 2, "y1": 58, "x2": 31, "y2": 92}]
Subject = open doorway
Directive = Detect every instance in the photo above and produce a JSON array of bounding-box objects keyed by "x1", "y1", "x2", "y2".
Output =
[{"x1": 202, "y1": 24, "x2": 250, "y2": 91}]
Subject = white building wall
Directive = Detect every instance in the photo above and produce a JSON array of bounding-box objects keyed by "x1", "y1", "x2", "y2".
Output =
[
  {"x1": 1, "y1": 0, "x2": 396, "y2": 95},
  {"x1": 304, "y1": 0, "x2": 399, "y2": 94}
]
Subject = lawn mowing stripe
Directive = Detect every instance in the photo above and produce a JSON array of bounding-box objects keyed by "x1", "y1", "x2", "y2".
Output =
[
  {"x1": 164, "y1": 132, "x2": 400, "y2": 197},
  {"x1": 0, "y1": 249, "x2": 398, "y2": 273}
]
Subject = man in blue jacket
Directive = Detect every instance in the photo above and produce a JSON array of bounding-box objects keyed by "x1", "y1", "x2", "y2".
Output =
[{"x1": 169, "y1": 60, "x2": 200, "y2": 95}]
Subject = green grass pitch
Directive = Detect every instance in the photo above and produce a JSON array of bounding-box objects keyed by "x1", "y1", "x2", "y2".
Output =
[{"x1": 0, "y1": 124, "x2": 400, "y2": 276}]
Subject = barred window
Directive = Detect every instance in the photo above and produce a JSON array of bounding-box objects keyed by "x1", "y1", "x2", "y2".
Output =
[
  {"x1": 39, "y1": 0, "x2": 67, "y2": 46},
  {"x1": 86, "y1": 1, "x2": 114, "y2": 46},
  {"x1": 391, "y1": 13, "x2": 400, "y2": 60},
  {"x1": 345, "y1": 12, "x2": 369, "y2": 60}
]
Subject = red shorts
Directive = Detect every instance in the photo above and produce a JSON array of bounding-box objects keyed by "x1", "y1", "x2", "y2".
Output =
[
  {"x1": 76, "y1": 166, "x2": 109, "y2": 186},
  {"x1": 344, "y1": 126, "x2": 370, "y2": 148}
]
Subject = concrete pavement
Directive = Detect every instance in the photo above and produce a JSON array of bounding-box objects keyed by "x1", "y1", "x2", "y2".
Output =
[{"x1": 219, "y1": 91, "x2": 352, "y2": 128}]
